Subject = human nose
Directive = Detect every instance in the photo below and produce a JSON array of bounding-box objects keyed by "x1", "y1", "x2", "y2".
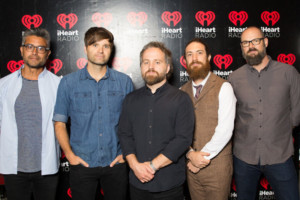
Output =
[
  {"x1": 192, "y1": 53, "x2": 198, "y2": 61},
  {"x1": 32, "y1": 47, "x2": 38, "y2": 54}
]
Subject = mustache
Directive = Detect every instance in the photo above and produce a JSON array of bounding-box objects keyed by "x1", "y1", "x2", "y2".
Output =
[
  {"x1": 247, "y1": 48, "x2": 258, "y2": 53},
  {"x1": 189, "y1": 61, "x2": 204, "y2": 66}
]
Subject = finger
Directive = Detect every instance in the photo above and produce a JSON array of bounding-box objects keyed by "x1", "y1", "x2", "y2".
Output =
[
  {"x1": 110, "y1": 158, "x2": 118, "y2": 167},
  {"x1": 78, "y1": 158, "x2": 89, "y2": 167}
]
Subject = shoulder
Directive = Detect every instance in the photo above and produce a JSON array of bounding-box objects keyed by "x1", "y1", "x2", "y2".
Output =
[
  {"x1": 109, "y1": 68, "x2": 132, "y2": 82},
  {"x1": 180, "y1": 80, "x2": 192, "y2": 91},
  {"x1": 0, "y1": 71, "x2": 19, "y2": 88}
]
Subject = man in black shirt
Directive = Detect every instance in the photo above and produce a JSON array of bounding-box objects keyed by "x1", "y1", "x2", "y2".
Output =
[{"x1": 118, "y1": 41, "x2": 195, "y2": 200}]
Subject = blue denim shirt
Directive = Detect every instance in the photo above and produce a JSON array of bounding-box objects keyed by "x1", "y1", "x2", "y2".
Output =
[{"x1": 53, "y1": 66, "x2": 133, "y2": 167}]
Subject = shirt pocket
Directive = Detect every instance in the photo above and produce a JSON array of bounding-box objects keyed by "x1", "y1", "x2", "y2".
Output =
[
  {"x1": 108, "y1": 91, "x2": 124, "y2": 122},
  {"x1": 73, "y1": 91, "x2": 93, "y2": 113}
]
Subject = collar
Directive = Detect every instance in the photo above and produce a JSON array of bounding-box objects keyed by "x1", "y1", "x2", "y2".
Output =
[
  {"x1": 17, "y1": 65, "x2": 48, "y2": 78},
  {"x1": 145, "y1": 81, "x2": 169, "y2": 95},
  {"x1": 247, "y1": 56, "x2": 272, "y2": 72},
  {"x1": 79, "y1": 65, "x2": 112, "y2": 81}
]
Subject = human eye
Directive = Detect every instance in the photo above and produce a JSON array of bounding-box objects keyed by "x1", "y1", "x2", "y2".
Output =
[
  {"x1": 26, "y1": 44, "x2": 34, "y2": 50},
  {"x1": 104, "y1": 44, "x2": 110, "y2": 49},
  {"x1": 37, "y1": 46, "x2": 46, "y2": 52},
  {"x1": 252, "y1": 38, "x2": 260, "y2": 44}
]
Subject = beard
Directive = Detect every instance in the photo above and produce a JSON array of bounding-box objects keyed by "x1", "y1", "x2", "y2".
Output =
[
  {"x1": 23, "y1": 56, "x2": 46, "y2": 69},
  {"x1": 143, "y1": 70, "x2": 166, "y2": 86},
  {"x1": 186, "y1": 60, "x2": 211, "y2": 81},
  {"x1": 242, "y1": 47, "x2": 267, "y2": 66}
]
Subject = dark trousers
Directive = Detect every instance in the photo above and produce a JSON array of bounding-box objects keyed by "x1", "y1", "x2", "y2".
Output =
[
  {"x1": 130, "y1": 184, "x2": 184, "y2": 200},
  {"x1": 233, "y1": 156, "x2": 299, "y2": 200},
  {"x1": 69, "y1": 163, "x2": 128, "y2": 200},
  {"x1": 3, "y1": 171, "x2": 58, "y2": 200}
]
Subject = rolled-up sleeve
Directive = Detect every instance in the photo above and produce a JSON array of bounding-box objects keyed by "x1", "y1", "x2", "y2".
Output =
[{"x1": 53, "y1": 78, "x2": 69, "y2": 123}]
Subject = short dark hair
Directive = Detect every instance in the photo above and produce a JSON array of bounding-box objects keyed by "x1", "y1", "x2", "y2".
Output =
[
  {"x1": 84, "y1": 27, "x2": 114, "y2": 47},
  {"x1": 140, "y1": 41, "x2": 173, "y2": 79},
  {"x1": 184, "y1": 38, "x2": 211, "y2": 59},
  {"x1": 22, "y1": 28, "x2": 51, "y2": 48}
]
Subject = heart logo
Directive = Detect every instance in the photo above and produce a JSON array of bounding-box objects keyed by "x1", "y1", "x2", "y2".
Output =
[
  {"x1": 195, "y1": 11, "x2": 215, "y2": 26},
  {"x1": 228, "y1": 11, "x2": 248, "y2": 26},
  {"x1": 92, "y1": 13, "x2": 113, "y2": 27},
  {"x1": 76, "y1": 58, "x2": 88, "y2": 69},
  {"x1": 127, "y1": 12, "x2": 148, "y2": 27},
  {"x1": 213, "y1": 54, "x2": 233, "y2": 69},
  {"x1": 261, "y1": 11, "x2": 280, "y2": 26},
  {"x1": 180, "y1": 56, "x2": 186, "y2": 69},
  {"x1": 21, "y1": 15, "x2": 43, "y2": 29},
  {"x1": 46, "y1": 59, "x2": 63, "y2": 74},
  {"x1": 277, "y1": 53, "x2": 296, "y2": 65},
  {"x1": 161, "y1": 11, "x2": 182, "y2": 27},
  {"x1": 7, "y1": 60, "x2": 24, "y2": 73},
  {"x1": 57, "y1": 13, "x2": 78, "y2": 29},
  {"x1": 260, "y1": 177, "x2": 270, "y2": 190},
  {"x1": 112, "y1": 57, "x2": 132, "y2": 72}
]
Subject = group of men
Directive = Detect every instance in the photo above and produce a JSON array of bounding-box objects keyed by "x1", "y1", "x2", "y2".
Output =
[{"x1": 0, "y1": 25, "x2": 299, "y2": 200}]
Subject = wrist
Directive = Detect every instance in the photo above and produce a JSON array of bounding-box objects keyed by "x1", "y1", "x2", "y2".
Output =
[
  {"x1": 186, "y1": 148, "x2": 194, "y2": 159},
  {"x1": 150, "y1": 161, "x2": 158, "y2": 172}
]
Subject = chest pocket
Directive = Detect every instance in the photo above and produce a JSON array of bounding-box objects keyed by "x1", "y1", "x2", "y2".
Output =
[
  {"x1": 73, "y1": 91, "x2": 93, "y2": 113},
  {"x1": 108, "y1": 91, "x2": 124, "y2": 121}
]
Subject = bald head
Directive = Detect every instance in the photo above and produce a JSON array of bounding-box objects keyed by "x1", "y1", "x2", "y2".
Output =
[{"x1": 241, "y1": 26, "x2": 264, "y2": 42}]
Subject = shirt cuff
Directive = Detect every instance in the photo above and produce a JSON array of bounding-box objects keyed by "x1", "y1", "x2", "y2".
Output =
[{"x1": 53, "y1": 113, "x2": 68, "y2": 123}]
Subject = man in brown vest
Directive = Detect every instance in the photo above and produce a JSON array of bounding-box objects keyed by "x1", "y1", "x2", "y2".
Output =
[{"x1": 181, "y1": 38, "x2": 236, "y2": 200}]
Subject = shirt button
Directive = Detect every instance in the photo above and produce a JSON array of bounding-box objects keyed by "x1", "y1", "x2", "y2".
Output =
[
  {"x1": 149, "y1": 125, "x2": 152, "y2": 128},
  {"x1": 260, "y1": 112, "x2": 262, "y2": 115},
  {"x1": 259, "y1": 87, "x2": 261, "y2": 90},
  {"x1": 99, "y1": 133, "x2": 103, "y2": 136},
  {"x1": 149, "y1": 141, "x2": 152, "y2": 144},
  {"x1": 98, "y1": 106, "x2": 101, "y2": 109},
  {"x1": 260, "y1": 125, "x2": 262, "y2": 128},
  {"x1": 259, "y1": 99, "x2": 262, "y2": 102},
  {"x1": 258, "y1": 75, "x2": 261, "y2": 77},
  {"x1": 149, "y1": 109, "x2": 152, "y2": 112},
  {"x1": 258, "y1": 138, "x2": 261, "y2": 140}
]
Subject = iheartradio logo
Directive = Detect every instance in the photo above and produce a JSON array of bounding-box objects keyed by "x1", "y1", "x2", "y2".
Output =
[
  {"x1": 92, "y1": 13, "x2": 112, "y2": 27},
  {"x1": 180, "y1": 56, "x2": 187, "y2": 69},
  {"x1": 161, "y1": 11, "x2": 182, "y2": 27},
  {"x1": 260, "y1": 177, "x2": 271, "y2": 190},
  {"x1": 7, "y1": 60, "x2": 24, "y2": 73},
  {"x1": 46, "y1": 59, "x2": 63, "y2": 74},
  {"x1": 57, "y1": 13, "x2": 78, "y2": 29},
  {"x1": 112, "y1": 57, "x2": 132, "y2": 72},
  {"x1": 277, "y1": 54, "x2": 296, "y2": 65},
  {"x1": 195, "y1": 11, "x2": 215, "y2": 26},
  {"x1": 7, "y1": 59, "x2": 62, "y2": 74},
  {"x1": 77, "y1": 58, "x2": 88, "y2": 69},
  {"x1": 127, "y1": 12, "x2": 147, "y2": 27},
  {"x1": 228, "y1": 11, "x2": 248, "y2": 26},
  {"x1": 22, "y1": 15, "x2": 43, "y2": 29},
  {"x1": 261, "y1": 11, "x2": 280, "y2": 26},
  {"x1": 213, "y1": 54, "x2": 233, "y2": 70}
]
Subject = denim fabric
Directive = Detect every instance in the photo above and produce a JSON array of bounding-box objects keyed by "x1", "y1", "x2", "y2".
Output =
[
  {"x1": 53, "y1": 66, "x2": 133, "y2": 167},
  {"x1": 233, "y1": 156, "x2": 299, "y2": 200}
]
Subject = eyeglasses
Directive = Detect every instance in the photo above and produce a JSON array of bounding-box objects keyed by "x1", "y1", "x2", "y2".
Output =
[
  {"x1": 22, "y1": 44, "x2": 50, "y2": 54},
  {"x1": 240, "y1": 38, "x2": 265, "y2": 47}
]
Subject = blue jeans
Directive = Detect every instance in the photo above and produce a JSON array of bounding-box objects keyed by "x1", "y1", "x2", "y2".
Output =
[{"x1": 233, "y1": 156, "x2": 299, "y2": 200}]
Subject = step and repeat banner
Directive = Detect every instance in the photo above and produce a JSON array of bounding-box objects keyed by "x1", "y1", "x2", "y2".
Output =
[{"x1": 0, "y1": 0, "x2": 299, "y2": 199}]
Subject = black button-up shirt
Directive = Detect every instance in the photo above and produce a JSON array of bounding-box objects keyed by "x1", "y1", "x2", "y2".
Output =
[
  {"x1": 228, "y1": 57, "x2": 300, "y2": 165},
  {"x1": 118, "y1": 82, "x2": 195, "y2": 192}
]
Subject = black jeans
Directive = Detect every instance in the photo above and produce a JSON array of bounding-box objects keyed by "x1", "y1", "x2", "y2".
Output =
[
  {"x1": 3, "y1": 171, "x2": 58, "y2": 200},
  {"x1": 130, "y1": 184, "x2": 184, "y2": 200},
  {"x1": 69, "y1": 163, "x2": 128, "y2": 200}
]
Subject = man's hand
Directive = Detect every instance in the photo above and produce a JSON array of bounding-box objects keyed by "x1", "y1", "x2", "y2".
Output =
[
  {"x1": 131, "y1": 162, "x2": 155, "y2": 183},
  {"x1": 187, "y1": 151, "x2": 210, "y2": 168},
  {"x1": 187, "y1": 161, "x2": 200, "y2": 173},
  {"x1": 67, "y1": 153, "x2": 89, "y2": 167},
  {"x1": 110, "y1": 154, "x2": 125, "y2": 167}
]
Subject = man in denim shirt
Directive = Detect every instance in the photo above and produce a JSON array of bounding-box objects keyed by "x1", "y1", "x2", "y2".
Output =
[{"x1": 53, "y1": 27, "x2": 133, "y2": 200}]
